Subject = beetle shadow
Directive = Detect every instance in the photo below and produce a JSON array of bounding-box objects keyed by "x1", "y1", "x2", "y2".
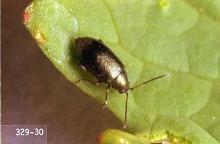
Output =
[
  {"x1": 69, "y1": 38, "x2": 85, "y2": 75},
  {"x1": 69, "y1": 38, "x2": 78, "y2": 67}
]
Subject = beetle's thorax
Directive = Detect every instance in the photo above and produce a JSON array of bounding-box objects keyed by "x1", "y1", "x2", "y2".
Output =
[{"x1": 112, "y1": 72, "x2": 130, "y2": 93}]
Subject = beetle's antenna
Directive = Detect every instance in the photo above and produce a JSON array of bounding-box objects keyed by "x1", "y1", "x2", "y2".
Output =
[
  {"x1": 123, "y1": 92, "x2": 129, "y2": 129},
  {"x1": 129, "y1": 74, "x2": 167, "y2": 90}
]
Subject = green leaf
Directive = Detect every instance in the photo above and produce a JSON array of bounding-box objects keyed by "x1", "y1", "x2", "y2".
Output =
[
  {"x1": 24, "y1": 0, "x2": 220, "y2": 143},
  {"x1": 97, "y1": 129, "x2": 148, "y2": 144}
]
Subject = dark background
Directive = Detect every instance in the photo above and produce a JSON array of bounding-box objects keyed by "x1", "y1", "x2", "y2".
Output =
[{"x1": 2, "y1": 0, "x2": 121, "y2": 143}]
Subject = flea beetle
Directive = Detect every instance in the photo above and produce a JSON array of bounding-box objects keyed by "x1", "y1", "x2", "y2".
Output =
[{"x1": 75, "y1": 37, "x2": 167, "y2": 129}]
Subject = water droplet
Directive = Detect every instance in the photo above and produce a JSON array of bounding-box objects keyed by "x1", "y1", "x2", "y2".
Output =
[
  {"x1": 158, "y1": 0, "x2": 170, "y2": 10},
  {"x1": 72, "y1": 17, "x2": 78, "y2": 33},
  {"x1": 34, "y1": 30, "x2": 46, "y2": 44},
  {"x1": 118, "y1": 138, "x2": 128, "y2": 144},
  {"x1": 57, "y1": 60, "x2": 62, "y2": 64}
]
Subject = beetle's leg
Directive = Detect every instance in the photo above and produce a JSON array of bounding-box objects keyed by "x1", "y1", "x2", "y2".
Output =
[
  {"x1": 75, "y1": 79, "x2": 100, "y2": 86},
  {"x1": 102, "y1": 84, "x2": 110, "y2": 109},
  {"x1": 123, "y1": 92, "x2": 128, "y2": 129},
  {"x1": 77, "y1": 63, "x2": 87, "y2": 71}
]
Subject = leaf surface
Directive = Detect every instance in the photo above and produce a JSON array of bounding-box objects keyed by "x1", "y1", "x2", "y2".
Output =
[{"x1": 24, "y1": 0, "x2": 220, "y2": 143}]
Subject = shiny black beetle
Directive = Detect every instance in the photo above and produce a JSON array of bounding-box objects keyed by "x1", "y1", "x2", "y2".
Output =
[{"x1": 75, "y1": 37, "x2": 166, "y2": 128}]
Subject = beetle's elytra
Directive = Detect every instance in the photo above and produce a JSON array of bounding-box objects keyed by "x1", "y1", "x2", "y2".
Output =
[{"x1": 75, "y1": 37, "x2": 167, "y2": 129}]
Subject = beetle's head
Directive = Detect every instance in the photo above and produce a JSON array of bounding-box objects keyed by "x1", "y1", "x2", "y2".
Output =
[{"x1": 112, "y1": 72, "x2": 130, "y2": 94}]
